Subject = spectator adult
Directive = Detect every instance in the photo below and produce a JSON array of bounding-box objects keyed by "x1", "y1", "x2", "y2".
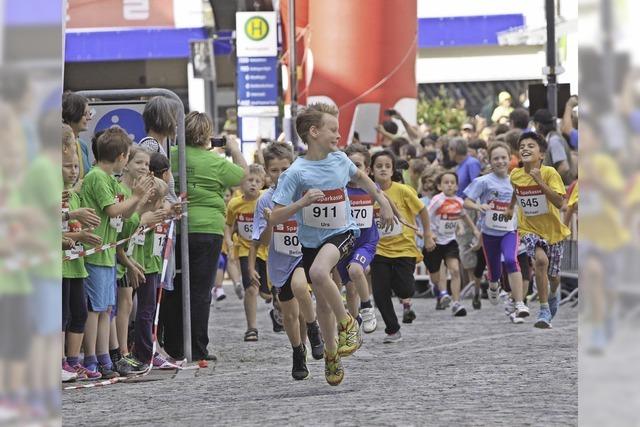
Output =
[
  {"x1": 138, "y1": 96, "x2": 179, "y2": 202},
  {"x1": 164, "y1": 111, "x2": 246, "y2": 363},
  {"x1": 509, "y1": 107, "x2": 530, "y2": 131},
  {"x1": 533, "y1": 108, "x2": 575, "y2": 185},
  {"x1": 62, "y1": 92, "x2": 92, "y2": 177},
  {"x1": 491, "y1": 91, "x2": 514, "y2": 124},
  {"x1": 561, "y1": 96, "x2": 579, "y2": 149},
  {"x1": 375, "y1": 119, "x2": 399, "y2": 148},
  {"x1": 448, "y1": 137, "x2": 481, "y2": 197},
  {"x1": 461, "y1": 123, "x2": 476, "y2": 141}
]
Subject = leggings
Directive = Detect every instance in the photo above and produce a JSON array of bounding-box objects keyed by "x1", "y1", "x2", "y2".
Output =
[
  {"x1": 481, "y1": 232, "x2": 520, "y2": 283},
  {"x1": 62, "y1": 278, "x2": 88, "y2": 334}
]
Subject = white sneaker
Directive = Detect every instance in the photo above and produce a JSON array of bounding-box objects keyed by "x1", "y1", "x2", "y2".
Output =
[
  {"x1": 515, "y1": 302, "x2": 530, "y2": 318},
  {"x1": 61, "y1": 368, "x2": 78, "y2": 383},
  {"x1": 504, "y1": 297, "x2": 516, "y2": 316},
  {"x1": 488, "y1": 283, "x2": 500, "y2": 305},
  {"x1": 451, "y1": 301, "x2": 467, "y2": 317},
  {"x1": 509, "y1": 312, "x2": 524, "y2": 324},
  {"x1": 383, "y1": 331, "x2": 402, "y2": 343},
  {"x1": 214, "y1": 286, "x2": 226, "y2": 301},
  {"x1": 359, "y1": 307, "x2": 377, "y2": 333}
]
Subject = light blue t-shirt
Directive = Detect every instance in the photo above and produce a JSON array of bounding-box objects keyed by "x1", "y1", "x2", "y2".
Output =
[
  {"x1": 272, "y1": 151, "x2": 360, "y2": 248},
  {"x1": 463, "y1": 173, "x2": 515, "y2": 236},
  {"x1": 252, "y1": 187, "x2": 302, "y2": 287}
]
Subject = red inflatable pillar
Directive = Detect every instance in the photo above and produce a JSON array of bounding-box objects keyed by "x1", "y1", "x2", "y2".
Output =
[{"x1": 307, "y1": 0, "x2": 417, "y2": 145}]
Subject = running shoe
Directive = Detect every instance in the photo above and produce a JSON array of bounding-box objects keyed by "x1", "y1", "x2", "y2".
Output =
[
  {"x1": 435, "y1": 299, "x2": 445, "y2": 310},
  {"x1": 152, "y1": 353, "x2": 180, "y2": 370},
  {"x1": 359, "y1": 307, "x2": 377, "y2": 333},
  {"x1": 214, "y1": 286, "x2": 226, "y2": 301},
  {"x1": 383, "y1": 331, "x2": 402, "y2": 343},
  {"x1": 306, "y1": 320, "x2": 324, "y2": 360},
  {"x1": 292, "y1": 344, "x2": 309, "y2": 380},
  {"x1": 438, "y1": 292, "x2": 452, "y2": 309},
  {"x1": 515, "y1": 301, "x2": 530, "y2": 318},
  {"x1": 451, "y1": 301, "x2": 467, "y2": 317},
  {"x1": 534, "y1": 306, "x2": 553, "y2": 329},
  {"x1": 324, "y1": 350, "x2": 344, "y2": 386},
  {"x1": 123, "y1": 354, "x2": 149, "y2": 373},
  {"x1": 72, "y1": 364, "x2": 101, "y2": 381},
  {"x1": 166, "y1": 356, "x2": 186, "y2": 367},
  {"x1": 402, "y1": 307, "x2": 416, "y2": 324},
  {"x1": 472, "y1": 292, "x2": 481, "y2": 310},
  {"x1": 269, "y1": 309, "x2": 284, "y2": 333},
  {"x1": 115, "y1": 358, "x2": 133, "y2": 377},
  {"x1": 504, "y1": 297, "x2": 516, "y2": 316},
  {"x1": 508, "y1": 312, "x2": 524, "y2": 324},
  {"x1": 61, "y1": 363, "x2": 78, "y2": 383},
  {"x1": 98, "y1": 364, "x2": 119, "y2": 379},
  {"x1": 337, "y1": 314, "x2": 361, "y2": 357},
  {"x1": 488, "y1": 283, "x2": 500, "y2": 305},
  {"x1": 548, "y1": 288, "x2": 560, "y2": 318},
  {"x1": 234, "y1": 282, "x2": 244, "y2": 299}
]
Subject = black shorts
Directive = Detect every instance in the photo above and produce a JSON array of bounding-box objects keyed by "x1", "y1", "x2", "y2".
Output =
[
  {"x1": 239, "y1": 256, "x2": 269, "y2": 295},
  {"x1": 424, "y1": 240, "x2": 460, "y2": 274},
  {"x1": 301, "y1": 230, "x2": 356, "y2": 284},
  {"x1": 277, "y1": 261, "x2": 304, "y2": 302}
]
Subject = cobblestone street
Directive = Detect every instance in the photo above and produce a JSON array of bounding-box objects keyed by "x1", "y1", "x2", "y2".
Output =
[{"x1": 63, "y1": 286, "x2": 578, "y2": 426}]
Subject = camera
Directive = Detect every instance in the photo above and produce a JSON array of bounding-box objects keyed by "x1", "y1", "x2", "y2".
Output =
[{"x1": 210, "y1": 136, "x2": 226, "y2": 147}]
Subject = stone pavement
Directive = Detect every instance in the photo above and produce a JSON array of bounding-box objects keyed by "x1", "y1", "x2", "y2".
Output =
[{"x1": 63, "y1": 286, "x2": 578, "y2": 426}]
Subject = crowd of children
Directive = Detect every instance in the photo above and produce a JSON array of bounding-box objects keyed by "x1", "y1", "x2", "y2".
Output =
[{"x1": 60, "y1": 96, "x2": 579, "y2": 388}]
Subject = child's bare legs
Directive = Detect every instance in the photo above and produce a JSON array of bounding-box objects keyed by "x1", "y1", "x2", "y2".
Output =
[
  {"x1": 280, "y1": 298, "x2": 301, "y2": 347},
  {"x1": 509, "y1": 272, "x2": 525, "y2": 303},
  {"x1": 244, "y1": 285, "x2": 258, "y2": 330},
  {"x1": 349, "y1": 263, "x2": 371, "y2": 310},
  {"x1": 533, "y1": 247, "x2": 550, "y2": 304},
  {"x1": 65, "y1": 330, "x2": 83, "y2": 361},
  {"x1": 314, "y1": 291, "x2": 337, "y2": 353},
  {"x1": 96, "y1": 310, "x2": 111, "y2": 360},
  {"x1": 291, "y1": 268, "x2": 315, "y2": 324},
  {"x1": 446, "y1": 257, "x2": 462, "y2": 302},
  {"x1": 345, "y1": 282, "x2": 359, "y2": 318},
  {"x1": 227, "y1": 257, "x2": 242, "y2": 285},
  {"x1": 83, "y1": 312, "x2": 99, "y2": 359},
  {"x1": 308, "y1": 245, "x2": 349, "y2": 324},
  {"x1": 116, "y1": 287, "x2": 133, "y2": 354}
]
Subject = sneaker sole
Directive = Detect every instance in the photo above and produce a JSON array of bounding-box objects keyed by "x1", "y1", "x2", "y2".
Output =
[
  {"x1": 533, "y1": 319, "x2": 552, "y2": 329},
  {"x1": 517, "y1": 310, "x2": 530, "y2": 318},
  {"x1": 453, "y1": 308, "x2": 467, "y2": 317},
  {"x1": 292, "y1": 371, "x2": 310, "y2": 381},
  {"x1": 383, "y1": 337, "x2": 402, "y2": 343}
]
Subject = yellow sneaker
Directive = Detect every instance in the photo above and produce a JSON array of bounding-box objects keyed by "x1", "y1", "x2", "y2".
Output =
[
  {"x1": 324, "y1": 349, "x2": 344, "y2": 386},
  {"x1": 337, "y1": 314, "x2": 361, "y2": 357}
]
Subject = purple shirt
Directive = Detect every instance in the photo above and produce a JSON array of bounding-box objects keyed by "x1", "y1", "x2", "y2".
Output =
[{"x1": 346, "y1": 186, "x2": 379, "y2": 246}]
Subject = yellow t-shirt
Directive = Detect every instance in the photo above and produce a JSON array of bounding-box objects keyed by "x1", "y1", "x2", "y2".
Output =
[
  {"x1": 579, "y1": 154, "x2": 630, "y2": 250},
  {"x1": 375, "y1": 182, "x2": 425, "y2": 260},
  {"x1": 225, "y1": 193, "x2": 268, "y2": 260},
  {"x1": 510, "y1": 165, "x2": 571, "y2": 244},
  {"x1": 567, "y1": 181, "x2": 578, "y2": 207}
]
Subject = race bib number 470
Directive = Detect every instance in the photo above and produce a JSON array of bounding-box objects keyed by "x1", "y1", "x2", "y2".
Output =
[
  {"x1": 302, "y1": 189, "x2": 347, "y2": 229},
  {"x1": 349, "y1": 194, "x2": 374, "y2": 229},
  {"x1": 515, "y1": 186, "x2": 549, "y2": 216}
]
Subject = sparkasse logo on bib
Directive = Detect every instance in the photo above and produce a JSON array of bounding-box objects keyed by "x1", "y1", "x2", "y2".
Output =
[{"x1": 245, "y1": 16, "x2": 269, "y2": 41}]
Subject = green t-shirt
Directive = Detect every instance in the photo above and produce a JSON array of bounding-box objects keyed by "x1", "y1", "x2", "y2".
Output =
[
  {"x1": 0, "y1": 182, "x2": 32, "y2": 295},
  {"x1": 21, "y1": 155, "x2": 62, "y2": 279},
  {"x1": 79, "y1": 167, "x2": 123, "y2": 267},
  {"x1": 170, "y1": 145, "x2": 244, "y2": 235},
  {"x1": 63, "y1": 191, "x2": 88, "y2": 279},
  {"x1": 116, "y1": 211, "x2": 144, "y2": 279}
]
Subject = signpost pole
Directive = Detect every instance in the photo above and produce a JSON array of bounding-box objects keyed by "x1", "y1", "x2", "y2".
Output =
[{"x1": 288, "y1": 0, "x2": 298, "y2": 149}]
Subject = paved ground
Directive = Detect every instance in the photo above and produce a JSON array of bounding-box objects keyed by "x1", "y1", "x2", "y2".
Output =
[{"x1": 63, "y1": 286, "x2": 578, "y2": 426}]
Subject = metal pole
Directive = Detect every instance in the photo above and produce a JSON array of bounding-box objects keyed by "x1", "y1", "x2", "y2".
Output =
[
  {"x1": 77, "y1": 88, "x2": 192, "y2": 362},
  {"x1": 288, "y1": 0, "x2": 298, "y2": 149},
  {"x1": 545, "y1": 0, "x2": 558, "y2": 118}
]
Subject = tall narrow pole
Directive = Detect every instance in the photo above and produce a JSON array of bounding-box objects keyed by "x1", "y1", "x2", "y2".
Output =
[
  {"x1": 545, "y1": 0, "x2": 558, "y2": 118},
  {"x1": 288, "y1": 0, "x2": 298, "y2": 149}
]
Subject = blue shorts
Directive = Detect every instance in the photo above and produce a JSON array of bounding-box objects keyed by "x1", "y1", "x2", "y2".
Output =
[
  {"x1": 217, "y1": 252, "x2": 228, "y2": 272},
  {"x1": 336, "y1": 242, "x2": 376, "y2": 285},
  {"x1": 84, "y1": 264, "x2": 117, "y2": 312},
  {"x1": 31, "y1": 278, "x2": 61, "y2": 335}
]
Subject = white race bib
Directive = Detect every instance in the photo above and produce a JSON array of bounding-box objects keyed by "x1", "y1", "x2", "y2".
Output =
[
  {"x1": 132, "y1": 231, "x2": 146, "y2": 246},
  {"x1": 110, "y1": 194, "x2": 124, "y2": 232},
  {"x1": 484, "y1": 200, "x2": 515, "y2": 232},
  {"x1": 236, "y1": 212, "x2": 254, "y2": 240},
  {"x1": 64, "y1": 220, "x2": 83, "y2": 257},
  {"x1": 153, "y1": 223, "x2": 169, "y2": 257},
  {"x1": 273, "y1": 220, "x2": 302, "y2": 256},
  {"x1": 374, "y1": 208, "x2": 403, "y2": 238},
  {"x1": 515, "y1": 186, "x2": 549, "y2": 216},
  {"x1": 438, "y1": 219, "x2": 458, "y2": 236},
  {"x1": 349, "y1": 194, "x2": 374, "y2": 229},
  {"x1": 302, "y1": 189, "x2": 347, "y2": 229}
]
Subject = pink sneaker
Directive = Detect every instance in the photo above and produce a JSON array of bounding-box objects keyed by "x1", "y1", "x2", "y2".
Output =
[
  {"x1": 72, "y1": 364, "x2": 102, "y2": 380},
  {"x1": 152, "y1": 353, "x2": 180, "y2": 370}
]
